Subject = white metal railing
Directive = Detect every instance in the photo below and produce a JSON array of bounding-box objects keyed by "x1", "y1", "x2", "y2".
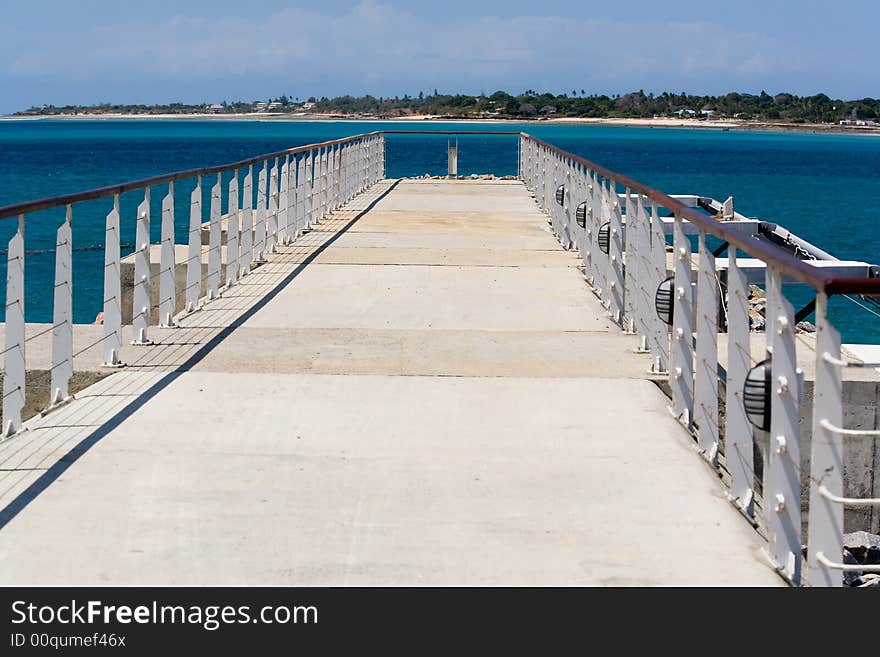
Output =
[
  {"x1": 0, "y1": 131, "x2": 385, "y2": 433},
  {"x1": 2, "y1": 128, "x2": 876, "y2": 587},
  {"x1": 518, "y1": 132, "x2": 880, "y2": 587}
]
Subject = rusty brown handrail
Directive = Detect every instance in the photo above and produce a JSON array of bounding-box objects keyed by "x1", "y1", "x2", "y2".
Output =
[
  {"x1": 0, "y1": 131, "x2": 383, "y2": 219},
  {"x1": 519, "y1": 132, "x2": 880, "y2": 297}
]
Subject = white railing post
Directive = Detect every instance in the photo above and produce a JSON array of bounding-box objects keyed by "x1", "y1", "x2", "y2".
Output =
[
  {"x1": 648, "y1": 201, "x2": 669, "y2": 374},
  {"x1": 289, "y1": 154, "x2": 298, "y2": 243},
  {"x1": 725, "y1": 247, "x2": 754, "y2": 516},
  {"x1": 158, "y1": 182, "x2": 176, "y2": 328},
  {"x1": 360, "y1": 140, "x2": 366, "y2": 191},
  {"x1": 694, "y1": 229, "x2": 719, "y2": 464},
  {"x1": 333, "y1": 144, "x2": 340, "y2": 209},
  {"x1": 806, "y1": 292, "x2": 843, "y2": 586},
  {"x1": 573, "y1": 164, "x2": 587, "y2": 261},
  {"x1": 517, "y1": 135, "x2": 523, "y2": 180},
  {"x1": 280, "y1": 155, "x2": 290, "y2": 245},
  {"x1": 226, "y1": 172, "x2": 240, "y2": 288},
  {"x1": 323, "y1": 146, "x2": 329, "y2": 216},
  {"x1": 585, "y1": 170, "x2": 600, "y2": 290},
  {"x1": 561, "y1": 161, "x2": 572, "y2": 249},
  {"x1": 347, "y1": 142, "x2": 354, "y2": 199},
  {"x1": 316, "y1": 147, "x2": 324, "y2": 222},
  {"x1": 349, "y1": 142, "x2": 355, "y2": 198},
  {"x1": 607, "y1": 180, "x2": 625, "y2": 324},
  {"x1": 327, "y1": 145, "x2": 333, "y2": 211},
  {"x1": 185, "y1": 176, "x2": 202, "y2": 313},
  {"x1": 345, "y1": 143, "x2": 351, "y2": 201},
  {"x1": 339, "y1": 144, "x2": 346, "y2": 204},
  {"x1": 551, "y1": 154, "x2": 561, "y2": 237},
  {"x1": 670, "y1": 214, "x2": 694, "y2": 429},
  {"x1": 527, "y1": 139, "x2": 535, "y2": 190},
  {"x1": 254, "y1": 163, "x2": 267, "y2": 262},
  {"x1": 623, "y1": 189, "x2": 637, "y2": 333},
  {"x1": 366, "y1": 138, "x2": 371, "y2": 186},
  {"x1": 102, "y1": 195, "x2": 124, "y2": 367},
  {"x1": 633, "y1": 194, "x2": 654, "y2": 349},
  {"x1": 765, "y1": 266, "x2": 803, "y2": 584},
  {"x1": 529, "y1": 140, "x2": 535, "y2": 189},
  {"x1": 49, "y1": 205, "x2": 73, "y2": 408},
  {"x1": 540, "y1": 148, "x2": 547, "y2": 209},
  {"x1": 267, "y1": 160, "x2": 277, "y2": 254},
  {"x1": 3, "y1": 214, "x2": 26, "y2": 437},
  {"x1": 296, "y1": 154, "x2": 306, "y2": 236},
  {"x1": 596, "y1": 176, "x2": 613, "y2": 300},
  {"x1": 207, "y1": 173, "x2": 221, "y2": 300},
  {"x1": 241, "y1": 165, "x2": 253, "y2": 275},
  {"x1": 132, "y1": 190, "x2": 153, "y2": 345},
  {"x1": 305, "y1": 151, "x2": 314, "y2": 229}
]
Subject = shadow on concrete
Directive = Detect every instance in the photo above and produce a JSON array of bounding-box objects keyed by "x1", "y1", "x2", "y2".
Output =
[{"x1": 0, "y1": 180, "x2": 401, "y2": 530}]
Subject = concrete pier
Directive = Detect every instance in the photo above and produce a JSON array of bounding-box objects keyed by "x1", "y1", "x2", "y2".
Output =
[{"x1": 0, "y1": 179, "x2": 780, "y2": 585}]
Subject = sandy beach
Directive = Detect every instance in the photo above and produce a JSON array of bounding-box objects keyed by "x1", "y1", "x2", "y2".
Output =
[{"x1": 3, "y1": 111, "x2": 879, "y2": 135}]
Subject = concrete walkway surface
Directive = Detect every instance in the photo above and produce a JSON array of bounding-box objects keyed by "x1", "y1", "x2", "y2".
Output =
[{"x1": 0, "y1": 179, "x2": 780, "y2": 585}]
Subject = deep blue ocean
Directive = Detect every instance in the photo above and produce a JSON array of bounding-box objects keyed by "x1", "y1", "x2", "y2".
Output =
[{"x1": 1, "y1": 119, "x2": 879, "y2": 342}]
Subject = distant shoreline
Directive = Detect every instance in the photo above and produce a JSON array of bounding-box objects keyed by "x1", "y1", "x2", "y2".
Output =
[{"x1": 3, "y1": 112, "x2": 879, "y2": 136}]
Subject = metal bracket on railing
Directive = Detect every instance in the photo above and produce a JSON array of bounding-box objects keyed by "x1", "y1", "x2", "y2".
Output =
[
  {"x1": 815, "y1": 552, "x2": 880, "y2": 573},
  {"x1": 818, "y1": 418, "x2": 880, "y2": 437},
  {"x1": 818, "y1": 484, "x2": 880, "y2": 507},
  {"x1": 821, "y1": 352, "x2": 880, "y2": 368}
]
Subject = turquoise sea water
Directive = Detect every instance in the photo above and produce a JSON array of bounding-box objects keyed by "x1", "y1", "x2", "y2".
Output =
[{"x1": 1, "y1": 119, "x2": 879, "y2": 342}]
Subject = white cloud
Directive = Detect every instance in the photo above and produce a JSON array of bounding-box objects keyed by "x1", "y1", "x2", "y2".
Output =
[{"x1": 0, "y1": 1, "x2": 834, "y2": 104}]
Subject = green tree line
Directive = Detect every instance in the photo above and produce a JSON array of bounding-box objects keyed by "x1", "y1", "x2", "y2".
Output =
[
  {"x1": 16, "y1": 90, "x2": 880, "y2": 123},
  {"x1": 312, "y1": 90, "x2": 879, "y2": 123}
]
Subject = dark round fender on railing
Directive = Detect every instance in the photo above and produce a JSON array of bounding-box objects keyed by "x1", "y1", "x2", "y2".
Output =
[
  {"x1": 555, "y1": 185, "x2": 565, "y2": 206},
  {"x1": 655, "y1": 276, "x2": 675, "y2": 325},
  {"x1": 654, "y1": 274, "x2": 728, "y2": 330},
  {"x1": 576, "y1": 201, "x2": 587, "y2": 228},
  {"x1": 597, "y1": 222, "x2": 611, "y2": 254},
  {"x1": 743, "y1": 358, "x2": 772, "y2": 432}
]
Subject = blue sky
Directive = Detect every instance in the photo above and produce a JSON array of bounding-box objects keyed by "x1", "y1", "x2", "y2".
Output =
[{"x1": 0, "y1": 0, "x2": 876, "y2": 113}]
